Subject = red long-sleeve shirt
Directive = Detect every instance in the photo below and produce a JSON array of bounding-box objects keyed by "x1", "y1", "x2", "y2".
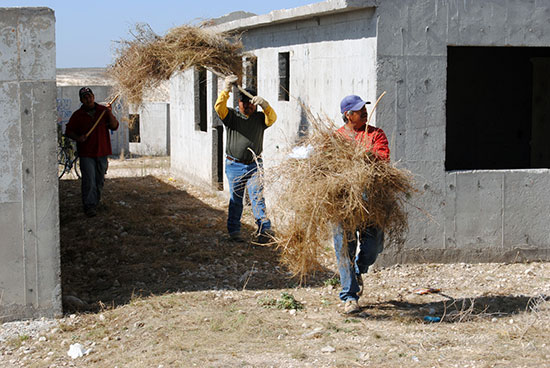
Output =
[
  {"x1": 65, "y1": 103, "x2": 115, "y2": 158},
  {"x1": 336, "y1": 124, "x2": 390, "y2": 161}
]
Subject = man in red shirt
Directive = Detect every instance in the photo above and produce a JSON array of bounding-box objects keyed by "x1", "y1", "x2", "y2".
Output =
[
  {"x1": 334, "y1": 95, "x2": 389, "y2": 314},
  {"x1": 65, "y1": 87, "x2": 119, "y2": 217}
]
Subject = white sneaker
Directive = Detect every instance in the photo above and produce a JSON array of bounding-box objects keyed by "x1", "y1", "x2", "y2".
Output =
[{"x1": 343, "y1": 299, "x2": 361, "y2": 314}]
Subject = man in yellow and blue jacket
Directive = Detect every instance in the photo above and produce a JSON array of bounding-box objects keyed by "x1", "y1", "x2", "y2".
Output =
[{"x1": 214, "y1": 75, "x2": 277, "y2": 243}]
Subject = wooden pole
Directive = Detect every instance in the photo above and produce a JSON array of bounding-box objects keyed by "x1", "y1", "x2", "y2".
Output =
[
  {"x1": 367, "y1": 91, "x2": 387, "y2": 126},
  {"x1": 84, "y1": 94, "x2": 120, "y2": 139}
]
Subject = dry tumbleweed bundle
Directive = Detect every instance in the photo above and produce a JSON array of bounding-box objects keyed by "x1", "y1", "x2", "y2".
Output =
[
  {"x1": 109, "y1": 23, "x2": 243, "y2": 105},
  {"x1": 265, "y1": 110, "x2": 416, "y2": 277}
]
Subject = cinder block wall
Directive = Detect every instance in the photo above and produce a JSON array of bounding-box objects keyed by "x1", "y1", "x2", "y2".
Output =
[
  {"x1": 0, "y1": 7, "x2": 61, "y2": 321},
  {"x1": 375, "y1": 0, "x2": 550, "y2": 263}
]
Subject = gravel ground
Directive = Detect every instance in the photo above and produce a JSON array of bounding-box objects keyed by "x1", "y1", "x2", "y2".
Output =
[{"x1": 2, "y1": 157, "x2": 548, "y2": 367}]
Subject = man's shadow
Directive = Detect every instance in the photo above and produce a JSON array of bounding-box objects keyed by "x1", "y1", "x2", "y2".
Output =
[{"x1": 357, "y1": 294, "x2": 549, "y2": 322}]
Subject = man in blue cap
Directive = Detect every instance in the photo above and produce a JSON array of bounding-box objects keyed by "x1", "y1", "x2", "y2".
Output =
[{"x1": 334, "y1": 94, "x2": 390, "y2": 314}]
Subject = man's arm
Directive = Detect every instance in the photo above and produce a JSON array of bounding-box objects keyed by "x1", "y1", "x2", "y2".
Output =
[
  {"x1": 214, "y1": 90, "x2": 230, "y2": 120},
  {"x1": 215, "y1": 75, "x2": 238, "y2": 120},
  {"x1": 371, "y1": 130, "x2": 390, "y2": 161},
  {"x1": 105, "y1": 104, "x2": 119, "y2": 130}
]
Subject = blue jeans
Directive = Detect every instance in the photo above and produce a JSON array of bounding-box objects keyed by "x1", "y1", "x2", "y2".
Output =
[
  {"x1": 333, "y1": 223, "x2": 384, "y2": 301},
  {"x1": 225, "y1": 158, "x2": 271, "y2": 235},
  {"x1": 79, "y1": 156, "x2": 108, "y2": 211}
]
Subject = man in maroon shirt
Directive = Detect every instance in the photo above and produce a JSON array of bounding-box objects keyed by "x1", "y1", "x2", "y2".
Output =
[{"x1": 65, "y1": 87, "x2": 119, "y2": 217}]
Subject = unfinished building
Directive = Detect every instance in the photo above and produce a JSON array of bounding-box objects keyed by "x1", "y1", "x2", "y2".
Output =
[{"x1": 169, "y1": 0, "x2": 550, "y2": 263}]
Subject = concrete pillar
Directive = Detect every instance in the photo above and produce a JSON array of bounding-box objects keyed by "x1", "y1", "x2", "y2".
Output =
[{"x1": 0, "y1": 7, "x2": 61, "y2": 321}]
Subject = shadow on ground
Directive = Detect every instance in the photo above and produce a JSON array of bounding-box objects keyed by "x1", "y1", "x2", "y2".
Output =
[
  {"x1": 359, "y1": 294, "x2": 549, "y2": 322},
  {"x1": 59, "y1": 176, "x2": 333, "y2": 313}
]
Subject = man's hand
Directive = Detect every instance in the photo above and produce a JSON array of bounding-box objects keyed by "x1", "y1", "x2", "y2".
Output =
[
  {"x1": 224, "y1": 75, "x2": 238, "y2": 92},
  {"x1": 251, "y1": 96, "x2": 269, "y2": 110},
  {"x1": 74, "y1": 135, "x2": 87, "y2": 143}
]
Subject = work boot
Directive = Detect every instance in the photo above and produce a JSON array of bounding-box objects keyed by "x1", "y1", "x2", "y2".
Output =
[
  {"x1": 343, "y1": 299, "x2": 361, "y2": 314},
  {"x1": 256, "y1": 229, "x2": 275, "y2": 244},
  {"x1": 356, "y1": 273, "x2": 364, "y2": 296},
  {"x1": 229, "y1": 231, "x2": 244, "y2": 242},
  {"x1": 84, "y1": 208, "x2": 97, "y2": 218}
]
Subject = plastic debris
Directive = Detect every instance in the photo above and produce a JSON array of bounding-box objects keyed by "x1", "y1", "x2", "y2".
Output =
[
  {"x1": 423, "y1": 316, "x2": 441, "y2": 323},
  {"x1": 288, "y1": 144, "x2": 314, "y2": 159},
  {"x1": 67, "y1": 343, "x2": 92, "y2": 359},
  {"x1": 414, "y1": 287, "x2": 441, "y2": 295}
]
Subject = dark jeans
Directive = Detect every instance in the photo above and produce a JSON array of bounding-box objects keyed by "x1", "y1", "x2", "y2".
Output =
[
  {"x1": 333, "y1": 224, "x2": 384, "y2": 301},
  {"x1": 79, "y1": 156, "x2": 108, "y2": 211},
  {"x1": 225, "y1": 158, "x2": 271, "y2": 235}
]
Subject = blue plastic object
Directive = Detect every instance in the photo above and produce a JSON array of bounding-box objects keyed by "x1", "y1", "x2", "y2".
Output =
[{"x1": 423, "y1": 316, "x2": 441, "y2": 323}]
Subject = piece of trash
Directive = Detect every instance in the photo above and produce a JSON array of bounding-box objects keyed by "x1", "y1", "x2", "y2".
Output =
[
  {"x1": 412, "y1": 355, "x2": 420, "y2": 362},
  {"x1": 423, "y1": 316, "x2": 441, "y2": 323},
  {"x1": 67, "y1": 343, "x2": 92, "y2": 359},
  {"x1": 321, "y1": 345, "x2": 336, "y2": 353},
  {"x1": 414, "y1": 288, "x2": 441, "y2": 295},
  {"x1": 288, "y1": 144, "x2": 314, "y2": 159}
]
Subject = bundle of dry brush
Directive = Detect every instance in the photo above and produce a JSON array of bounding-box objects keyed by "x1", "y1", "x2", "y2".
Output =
[
  {"x1": 265, "y1": 112, "x2": 416, "y2": 278},
  {"x1": 109, "y1": 23, "x2": 243, "y2": 105}
]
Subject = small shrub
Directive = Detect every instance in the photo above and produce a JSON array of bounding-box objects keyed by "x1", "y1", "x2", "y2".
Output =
[
  {"x1": 276, "y1": 292, "x2": 304, "y2": 310},
  {"x1": 324, "y1": 277, "x2": 340, "y2": 287}
]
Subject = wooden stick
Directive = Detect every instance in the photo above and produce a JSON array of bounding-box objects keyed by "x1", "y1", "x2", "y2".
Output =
[
  {"x1": 84, "y1": 94, "x2": 120, "y2": 139},
  {"x1": 367, "y1": 91, "x2": 387, "y2": 125}
]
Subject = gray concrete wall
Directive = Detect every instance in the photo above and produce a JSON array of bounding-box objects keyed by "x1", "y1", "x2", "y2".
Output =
[
  {"x1": 241, "y1": 7, "x2": 378, "y2": 164},
  {"x1": 129, "y1": 102, "x2": 170, "y2": 156},
  {"x1": 375, "y1": 0, "x2": 550, "y2": 263},
  {"x1": 57, "y1": 86, "x2": 129, "y2": 156},
  {"x1": 170, "y1": 70, "x2": 216, "y2": 186},
  {"x1": 0, "y1": 7, "x2": 61, "y2": 321}
]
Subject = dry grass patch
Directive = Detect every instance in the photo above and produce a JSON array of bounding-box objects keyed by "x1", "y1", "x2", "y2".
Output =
[
  {"x1": 109, "y1": 23, "x2": 243, "y2": 105},
  {"x1": 265, "y1": 110, "x2": 416, "y2": 277}
]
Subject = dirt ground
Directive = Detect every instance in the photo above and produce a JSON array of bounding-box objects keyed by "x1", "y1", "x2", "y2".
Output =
[{"x1": 1, "y1": 157, "x2": 549, "y2": 367}]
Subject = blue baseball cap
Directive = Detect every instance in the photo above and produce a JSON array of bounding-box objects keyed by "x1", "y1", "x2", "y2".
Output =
[{"x1": 340, "y1": 95, "x2": 371, "y2": 114}]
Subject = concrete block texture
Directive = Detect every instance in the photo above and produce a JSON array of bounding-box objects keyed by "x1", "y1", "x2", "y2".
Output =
[
  {"x1": 0, "y1": 7, "x2": 61, "y2": 322},
  {"x1": 0, "y1": 7, "x2": 55, "y2": 82},
  {"x1": 170, "y1": 70, "x2": 215, "y2": 186},
  {"x1": 375, "y1": 0, "x2": 550, "y2": 262}
]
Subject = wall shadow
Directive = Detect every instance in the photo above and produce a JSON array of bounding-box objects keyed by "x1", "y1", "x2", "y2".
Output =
[{"x1": 59, "y1": 176, "x2": 333, "y2": 313}]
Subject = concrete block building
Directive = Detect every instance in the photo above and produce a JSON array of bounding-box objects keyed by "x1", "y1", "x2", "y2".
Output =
[
  {"x1": 0, "y1": 7, "x2": 61, "y2": 321},
  {"x1": 170, "y1": 0, "x2": 550, "y2": 263}
]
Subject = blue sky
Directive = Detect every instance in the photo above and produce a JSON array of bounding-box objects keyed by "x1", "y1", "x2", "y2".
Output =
[{"x1": 3, "y1": 0, "x2": 317, "y2": 68}]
